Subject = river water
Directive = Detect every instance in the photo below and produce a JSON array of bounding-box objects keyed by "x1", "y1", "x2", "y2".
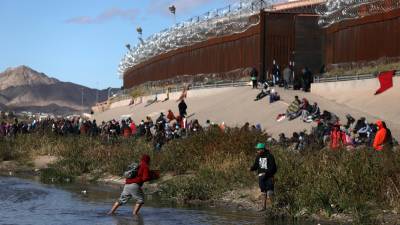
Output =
[{"x1": 0, "y1": 176, "x2": 317, "y2": 225}]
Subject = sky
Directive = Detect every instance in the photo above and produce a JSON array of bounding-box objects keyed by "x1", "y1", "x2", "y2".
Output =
[{"x1": 0, "y1": 0, "x2": 238, "y2": 89}]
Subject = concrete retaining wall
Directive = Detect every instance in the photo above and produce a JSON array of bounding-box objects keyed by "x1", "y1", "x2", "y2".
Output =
[
  {"x1": 109, "y1": 99, "x2": 132, "y2": 109},
  {"x1": 311, "y1": 77, "x2": 400, "y2": 126}
]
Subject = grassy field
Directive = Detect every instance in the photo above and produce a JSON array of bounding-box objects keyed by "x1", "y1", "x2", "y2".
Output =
[
  {"x1": 325, "y1": 60, "x2": 400, "y2": 77},
  {"x1": 1, "y1": 129, "x2": 399, "y2": 223}
]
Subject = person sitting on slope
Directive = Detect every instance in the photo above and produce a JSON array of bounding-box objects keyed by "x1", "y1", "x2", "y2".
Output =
[
  {"x1": 373, "y1": 120, "x2": 387, "y2": 151},
  {"x1": 255, "y1": 82, "x2": 271, "y2": 101},
  {"x1": 286, "y1": 96, "x2": 301, "y2": 120}
]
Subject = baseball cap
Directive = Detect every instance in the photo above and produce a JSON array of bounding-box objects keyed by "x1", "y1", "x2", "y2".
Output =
[{"x1": 255, "y1": 143, "x2": 265, "y2": 150}]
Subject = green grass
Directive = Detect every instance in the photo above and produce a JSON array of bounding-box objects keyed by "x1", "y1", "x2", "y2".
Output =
[
  {"x1": 1, "y1": 129, "x2": 399, "y2": 223},
  {"x1": 325, "y1": 58, "x2": 400, "y2": 77}
]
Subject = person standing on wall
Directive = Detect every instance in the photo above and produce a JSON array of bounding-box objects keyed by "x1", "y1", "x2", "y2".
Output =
[
  {"x1": 178, "y1": 99, "x2": 187, "y2": 118},
  {"x1": 283, "y1": 64, "x2": 292, "y2": 89},
  {"x1": 250, "y1": 67, "x2": 258, "y2": 89},
  {"x1": 272, "y1": 60, "x2": 281, "y2": 86},
  {"x1": 301, "y1": 67, "x2": 313, "y2": 92}
]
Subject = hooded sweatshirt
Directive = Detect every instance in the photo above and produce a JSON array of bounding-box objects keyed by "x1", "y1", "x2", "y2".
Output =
[
  {"x1": 125, "y1": 154, "x2": 151, "y2": 185},
  {"x1": 330, "y1": 126, "x2": 343, "y2": 150},
  {"x1": 130, "y1": 122, "x2": 137, "y2": 135},
  {"x1": 250, "y1": 150, "x2": 277, "y2": 178},
  {"x1": 373, "y1": 120, "x2": 387, "y2": 151}
]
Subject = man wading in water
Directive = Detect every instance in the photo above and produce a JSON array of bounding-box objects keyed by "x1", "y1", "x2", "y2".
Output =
[
  {"x1": 250, "y1": 143, "x2": 277, "y2": 211},
  {"x1": 108, "y1": 154, "x2": 158, "y2": 216}
]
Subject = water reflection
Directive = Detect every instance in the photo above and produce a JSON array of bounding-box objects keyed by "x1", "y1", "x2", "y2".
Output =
[{"x1": 0, "y1": 176, "x2": 325, "y2": 225}]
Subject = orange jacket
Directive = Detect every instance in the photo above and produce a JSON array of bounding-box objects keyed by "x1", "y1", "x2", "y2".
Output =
[
  {"x1": 123, "y1": 127, "x2": 131, "y2": 138},
  {"x1": 373, "y1": 120, "x2": 387, "y2": 151},
  {"x1": 330, "y1": 128, "x2": 346, "y2": 150}
]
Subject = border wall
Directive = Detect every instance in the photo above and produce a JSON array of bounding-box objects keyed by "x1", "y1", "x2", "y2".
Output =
[
  {"x1": 123, "y1": 16, "x2": 262, "y2": 88},
  {"x1": 325, "y1": 8, "x2": 400, "y2": 65},
  {"x1": 123, "y1": 11, "x2": 323, "y2": 89}
]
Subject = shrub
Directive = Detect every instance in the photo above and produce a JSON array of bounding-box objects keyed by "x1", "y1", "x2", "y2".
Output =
[
  {"x1": 40, "y1": 167, "x2": 74, "y2": 183},
  {"x1": 2, "y1": 128, "x2": 400, "y2": 223},
  {"x1": 272, "y1": 147, "x2": 400, "y2": 222}
]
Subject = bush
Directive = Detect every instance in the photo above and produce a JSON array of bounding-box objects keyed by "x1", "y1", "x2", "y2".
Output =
[
  {"x1": 0, "y1": 138, "x2": 15, "y2": 161},
  {"x1": 40, "y1": 167, "x2": 74, "y2": 183},
  {"x1": 2, "y1": 129, "x2": 400, "y2": 223},
  {"x1": 272, "y1": 147, "x2": 400, "y2": 222}
]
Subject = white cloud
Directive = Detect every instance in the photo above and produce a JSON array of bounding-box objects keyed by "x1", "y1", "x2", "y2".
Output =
[{"x1": 66, "y1": 7, "x2": 138, "y2": 24}]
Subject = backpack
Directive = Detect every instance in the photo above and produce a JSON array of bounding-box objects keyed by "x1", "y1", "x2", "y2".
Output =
[{"x1": 123, "y1": 162, "x2": 140, "y2": 179}]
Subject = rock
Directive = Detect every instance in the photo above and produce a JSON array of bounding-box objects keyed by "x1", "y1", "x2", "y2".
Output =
[
  {"x1": 295, "y1": 208, "x2": 308, "y2": 217},
  {"x1": 0, "y1": 161, "x2": 18, "y2": 171},
  {"x1": 33, "y1": 156, "x2": 58, "y2": 169}
]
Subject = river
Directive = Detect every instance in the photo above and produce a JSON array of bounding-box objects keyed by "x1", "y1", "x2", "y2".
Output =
[{"x1": 0, "y1": 176, "x2": 318, "y2": 225}]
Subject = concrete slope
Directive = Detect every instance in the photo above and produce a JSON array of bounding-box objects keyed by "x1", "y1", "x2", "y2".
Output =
[
  {"x1": 94, "y1": 85, "x2": 400, "y2": 140},
  {"x1": 312, "y1": 77, "x2": 400, "y2": 129}
]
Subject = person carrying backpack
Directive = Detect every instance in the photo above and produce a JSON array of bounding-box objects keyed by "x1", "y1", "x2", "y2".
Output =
[
  {"x1": 108, "y1": 154, "x2": 159, "y2": 216},
  {"x1": 250, "y1": 143, "x2": 277, "y2": 211}
]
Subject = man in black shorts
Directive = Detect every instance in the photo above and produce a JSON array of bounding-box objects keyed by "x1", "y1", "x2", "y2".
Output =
[{"x1": 250, "y1": 143, "x2": 277, "y2": 211}]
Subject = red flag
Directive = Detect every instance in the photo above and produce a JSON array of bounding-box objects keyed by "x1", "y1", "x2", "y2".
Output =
[{"x1": 375, "y1": 70, "x2": 395, "y2": 95}]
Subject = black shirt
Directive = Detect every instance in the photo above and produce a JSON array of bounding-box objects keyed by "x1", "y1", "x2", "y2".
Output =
[{"x1": 250, "y1": 150, "x2": 277, "y2": 178}]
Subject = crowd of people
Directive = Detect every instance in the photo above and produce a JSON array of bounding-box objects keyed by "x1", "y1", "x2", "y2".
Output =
[
  {"x1": 0, "y1": 110, "x2": 204, "y2": 149},
  {"x1": 1, "y1": 66, "x2": 397, "y2": 153},
  {"x1": 249, "y1": 62, "x2": 396, "y2": 152},
  {"x1": 1, "y1": 78, "x2": 397, "y2": 215},
  {"x1": 1, "y1": 100, "x2": 396, "y2": 153},
  {"x1": 0, "y1": 98, "x2": 226, "y2": 151},
  {"x1": 273, "y1": 95, "x2": 396, "y2": 152},
  {"x1": 250, "y1": 61, "x2": 315, "y2": 93}
]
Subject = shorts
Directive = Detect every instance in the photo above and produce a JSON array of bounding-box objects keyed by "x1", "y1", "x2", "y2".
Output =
[
  {"x1": 258, "y1": 174, "x2": 274, "y2": 197},
  {"x1": 118, "y1": 183, "x2": 144, "y2": 205}
]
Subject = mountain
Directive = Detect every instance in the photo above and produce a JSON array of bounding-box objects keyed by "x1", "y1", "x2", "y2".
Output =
[
  {"x1": 0, "y1": 66, "x2": 111, "y2": 115},
  {"x1": 0, "y1": 65, "x2": 58, "y2": 90}
]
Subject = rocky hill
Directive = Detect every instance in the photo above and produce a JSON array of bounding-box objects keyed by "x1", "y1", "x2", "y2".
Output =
[{"x1": 0, "y1": 66, "x2": 110, "y2": 115}]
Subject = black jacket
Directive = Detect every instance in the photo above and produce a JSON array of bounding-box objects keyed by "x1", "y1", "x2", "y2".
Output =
[
  {"x1": 178, "y1": 101, "x2": 187, "y2": 116},
  {"x1": 250, "y1": 150, "x2": 277, "y2": 178}
]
